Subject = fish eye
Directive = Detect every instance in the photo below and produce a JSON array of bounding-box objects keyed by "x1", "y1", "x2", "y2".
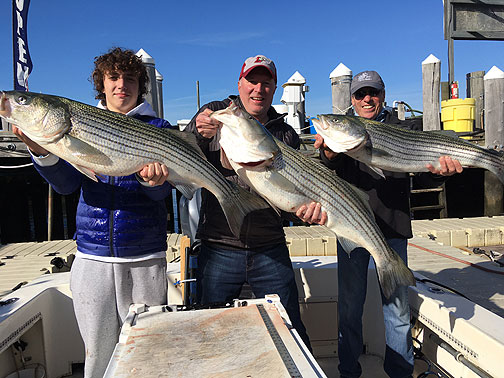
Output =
[{"x1": 17, "y1": 95, "x2": 27, "y2": 104}]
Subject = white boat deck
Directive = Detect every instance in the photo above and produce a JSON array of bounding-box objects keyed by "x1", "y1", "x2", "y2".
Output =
[
  {"x1": 2, "y1": 217, "x2": 503, "y2": 378},
  {"x1": 408, "y1": 236, "x2": 504, "y2": 318}
]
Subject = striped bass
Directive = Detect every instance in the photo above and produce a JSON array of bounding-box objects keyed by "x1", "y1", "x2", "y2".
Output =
[
  {"x1": 0, "y1": 90, "x2": 268, "y2": 237},
  {"x1": 313, "y1": 114, "x2": 504, "y2": 182},
  {"x1": 211, "y1": 101, "x2": 415, "y2": 298}
]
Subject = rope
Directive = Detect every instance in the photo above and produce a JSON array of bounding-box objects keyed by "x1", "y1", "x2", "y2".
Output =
[
  {"x1": 0, "y1": 163, "x2": 33, "y2": 169},
  {"x1": 332, "y1": 104, "x2": 353, "y2": 114},
  {"x1": 408, "y1": 242, "x2": 504, "y2": 275}
]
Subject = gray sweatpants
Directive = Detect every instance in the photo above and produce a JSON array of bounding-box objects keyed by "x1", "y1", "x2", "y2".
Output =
[{"x1": 70, "y1": 256, "x2": 168, "y2": 378}]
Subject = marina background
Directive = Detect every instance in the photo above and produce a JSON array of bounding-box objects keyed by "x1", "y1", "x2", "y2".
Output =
[
  {"x1": 0, "y1": 1, "x2": 502, "y2": 244},
  {"x1": 1, "y1": 0, "x2": 503, "y2": 124}
]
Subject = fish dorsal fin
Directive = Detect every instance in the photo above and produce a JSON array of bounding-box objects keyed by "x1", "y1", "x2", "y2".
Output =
[
  {"x1": 426, "y1": 129, "x2": 475, "y2": 143},
  {"x1": 62, "y1": 135, "x2": 113, "y2": 165},
  {"x1": 171, "y1": 130, "x2": 207, "y2": 160},
  {"x1": 487, "y1": 148, "x2": 504, "y2": 158},
  {"x1": 426, "y1": 129, "x2": 479, "y2": 147},
  {"x1": 426, "y1": 129, "x2": 458, "y2": 138}
]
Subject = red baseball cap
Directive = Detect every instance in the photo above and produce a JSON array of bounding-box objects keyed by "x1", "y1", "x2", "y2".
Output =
[{"x1": 239, "y1": 55, "x2": 277, "y2": 83}]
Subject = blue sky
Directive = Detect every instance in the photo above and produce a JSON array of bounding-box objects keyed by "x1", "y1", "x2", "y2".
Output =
[{"x1": 1, "y1": 1, "x2": 503, "y2": 125}]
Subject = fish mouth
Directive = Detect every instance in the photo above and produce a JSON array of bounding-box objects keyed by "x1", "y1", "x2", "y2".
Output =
[
  {"x1": 0, "y1": 92, "x2": 10, "y2": 116},
  {"x1": 238, "y1": 150, "x2": 277, "y2": 169},
  {"x1": 311, "y1": 118, "x2": 327, "y2": 130},
  {"x1": 238, "y1": 160, "x2": 270, "y2": 168}
]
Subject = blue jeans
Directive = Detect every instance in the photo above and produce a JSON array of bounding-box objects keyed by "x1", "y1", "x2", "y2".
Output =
[
  {"x1": 337, "y1": 238, "x2": 413, "y2": 378},
  {"x1": 196, "y1": 242, "x2": 311, "y2": 350}
]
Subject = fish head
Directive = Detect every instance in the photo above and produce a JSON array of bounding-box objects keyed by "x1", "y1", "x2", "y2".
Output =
[
  {"x1": 0, "y1": 91, "x2": 70, "y2": 144},
  {"x1": 312, "y1": 114, "x2": 367, "y2": 153},
  {"x1": 211, "y1": 99, "x2": 280, "y2": 169}
]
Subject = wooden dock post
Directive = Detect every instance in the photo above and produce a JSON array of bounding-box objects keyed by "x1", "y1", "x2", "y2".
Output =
[
  {"x1": 330, "y1": 63, "x2": 353, "y2": 115},
  {"x1": 484, "y1": 66, "x2": 504, "y2": 216},
  {"x1": 466, "y1": 70, "x2": 485, "y2": 130},
  {"x1": 178, "y1": 235, "x2": 191, "y2": 304},
  {"x1": 422, "y1": 54, "x2": 441, "y2": 131}
]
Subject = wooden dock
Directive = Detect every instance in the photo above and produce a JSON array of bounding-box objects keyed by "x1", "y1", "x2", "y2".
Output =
[
  {"x1": 0, "y1": 234, "x2": 185, "y2": 298},
  {"x1": 1, "y1": 217, "x2": 503, "y2": 318}
]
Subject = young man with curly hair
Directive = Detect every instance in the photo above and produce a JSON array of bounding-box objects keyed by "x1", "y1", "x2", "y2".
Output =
[{"x1": 13, "y1": 47, "x2": 173, "y2": 377}]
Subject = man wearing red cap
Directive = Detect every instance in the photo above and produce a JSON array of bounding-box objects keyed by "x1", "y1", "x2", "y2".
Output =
[{"x1": 184, "y1": 55, "x2": 311, "y2": 349}]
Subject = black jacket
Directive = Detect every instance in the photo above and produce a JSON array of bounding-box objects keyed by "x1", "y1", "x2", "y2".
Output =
[
  {"x1": 320, "y1": 110, "x2": 445, "y2": 239},
  {"x1": 185, "y1": 96, "x2": 300, "y2": 249}
]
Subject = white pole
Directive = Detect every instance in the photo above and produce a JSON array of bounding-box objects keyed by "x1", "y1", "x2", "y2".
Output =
[
  {"x1": 136, "y1": 49, "x2": 160, "y2": 117},
  {"x1": 330, "y1": 63, "x2": 352, "y2": 115},
  {"x1": 155, "y1": 69, "x2": 164, "y2": 119}
]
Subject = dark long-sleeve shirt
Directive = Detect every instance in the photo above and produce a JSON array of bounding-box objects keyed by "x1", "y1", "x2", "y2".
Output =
[
  {"x1": 319, "y1": 110, "x2": 446, "y2": 239},
  {"x1": 185, "y1": 95, "x2": 300, "y2": 249}
]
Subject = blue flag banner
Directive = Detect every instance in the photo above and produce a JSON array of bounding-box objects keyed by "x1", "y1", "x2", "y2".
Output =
[{"x1": 13, "y1": 0, "x2": 32, "y2": 91}]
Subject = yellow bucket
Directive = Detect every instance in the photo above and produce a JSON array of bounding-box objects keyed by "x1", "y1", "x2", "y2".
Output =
[{"x1": 441, "y1": 98, "x2": 475, "y2": 136}]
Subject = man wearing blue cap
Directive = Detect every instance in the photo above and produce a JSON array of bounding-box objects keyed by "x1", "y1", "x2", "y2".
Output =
[{"x1": 314, "y1": 70, "x2": 463, "y2": 377}]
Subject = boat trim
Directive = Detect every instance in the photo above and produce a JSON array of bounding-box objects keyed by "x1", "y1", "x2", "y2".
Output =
[{"x1": 0, "y1": 312, "x2": 41, "y2": 354}]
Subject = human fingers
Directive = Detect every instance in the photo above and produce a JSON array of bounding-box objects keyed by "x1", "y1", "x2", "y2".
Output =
[
  {"x1": 149, "y1": 163, "x2": 162, "y2": 186},
  {"x1": 153, "y1": 162, "x2": 162, "y2": 177},
  {"x1": 440, "y1": 156, "x2": 450, "y2": 173},
  {"x1": 443, "y1": 156, "x2": 455, "y2": 175},
  {"x1": 453, "y1": 159, "x2": 463, "y2": 174},
  {"x1": 12, "y1": 125, "x2": 28, "y2": 143},
  {"x1": 426, "y1": 156, "x2": 461, "y2": 176},
  {"x1": 425, "y1": 156, "x2": 447, "y2": 175},
  {"x1": 196, "y1": 110, "x2": 212, "y2": 125},
  {"x1": 138, "y1": 165, "x2": 149, "y2": 179},
  {"x1": 196, "y1": 109, "x2": 220, "y2": 127},
  {"x1": 138, "y1": 163, "x2": 164, "y2": 186},
  {"x1": 161, "y1": 164, "x2": 169, "y2": 177},
  {"x1": 310, "y1": 202, "x2": 322, "y2": 223},
  {"x1": 319, "y1": 211, "x2": 328, "y2": 226},
  {"x1": 298, "y1": 202, "x2": 322, "y2": 224},
  {"x1": 313, "y1": 134, "x2": 324, "y2": 149},
  {"x1": 151, "y1": 163, "x2": 170, "y2": 186},
  {"x1": 12, "y1": 125, "x2": 49, "y2": 155},
  {"x1": 440, "y1": 156, "x2": 463, "y2": 176},
  {"x1": 313, "y1": 135, "x2": 338, "y2": 160},
  {"x1": 425, "y1": 163, "x2": 438, "y2": 174},
  {"x1": 196, "y1": 110, "x2": 221, "y2": 138},
  {"x1": 296, "y1": 205, "x2": 308, "y2": 219},
  {"x1": 302, "y1": 202, "x2": 316, "y2": 223}
]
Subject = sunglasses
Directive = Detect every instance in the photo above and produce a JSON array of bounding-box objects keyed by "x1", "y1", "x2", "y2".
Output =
[{"x1": 353, "y1": 88, "x2": 382, "y2": 100}]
